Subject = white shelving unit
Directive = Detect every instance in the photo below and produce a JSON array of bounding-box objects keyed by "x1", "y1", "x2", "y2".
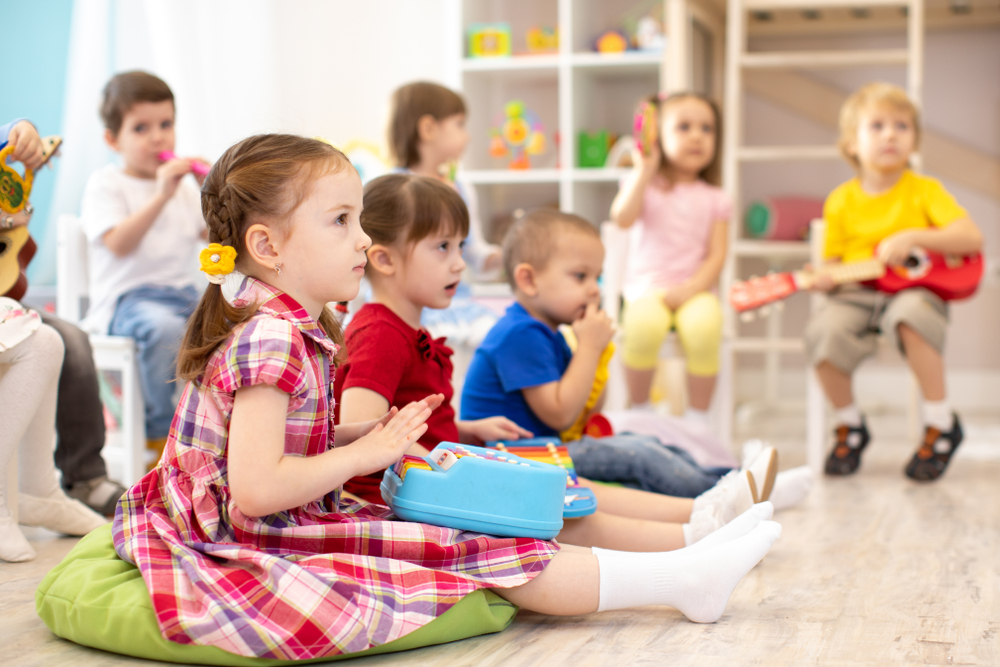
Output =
[
  {"x1": 720, "y1": 0, "x2": 925, "y2": 463},
  {"x1": 450, "y1": 0, "x2": 723, "y2": 234}
]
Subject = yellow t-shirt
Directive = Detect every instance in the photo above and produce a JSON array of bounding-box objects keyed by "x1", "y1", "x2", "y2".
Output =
[{"x1": 823, "y1": 170, "x2": 968, "y2": 263}]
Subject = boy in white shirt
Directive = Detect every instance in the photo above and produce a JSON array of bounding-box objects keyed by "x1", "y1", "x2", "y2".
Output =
[{"x1": 79, "y1": 71, "x2": 208, "y2": 460}]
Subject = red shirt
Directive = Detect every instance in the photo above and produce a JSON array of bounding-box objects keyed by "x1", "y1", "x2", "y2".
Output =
[{"x1": 335, "y1": 303, "x2": 459, "y2": 502}]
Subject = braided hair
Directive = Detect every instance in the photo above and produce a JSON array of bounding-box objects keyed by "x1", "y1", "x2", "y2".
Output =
[{"x1": 177, "y1": 134, "x2": 351, "y2": 380}]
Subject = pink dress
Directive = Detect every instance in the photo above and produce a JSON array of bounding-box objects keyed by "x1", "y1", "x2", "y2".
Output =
[{"x1": 113, "y1": 278, "x2": 558, "y2": 660}]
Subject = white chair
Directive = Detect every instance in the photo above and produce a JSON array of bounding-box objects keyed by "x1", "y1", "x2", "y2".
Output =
[
  {"x1": 805, "y1": 219, "x2": 921, "y2": 470},
  {"x1": 600, "y1": 221, "x2": 733, "y2": 432},
  {"x1": 56, "y1": 214, "x2": 147, "y2": 487}
]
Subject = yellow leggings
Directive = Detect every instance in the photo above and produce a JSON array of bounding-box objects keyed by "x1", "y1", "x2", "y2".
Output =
[{"x1": 621, "y1": 291, "x2": 722, "y2": 376}]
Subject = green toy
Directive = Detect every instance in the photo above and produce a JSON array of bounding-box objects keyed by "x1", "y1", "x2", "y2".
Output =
[{"x1": 578, "y1": 131, "x2": 611, "y2": 168}]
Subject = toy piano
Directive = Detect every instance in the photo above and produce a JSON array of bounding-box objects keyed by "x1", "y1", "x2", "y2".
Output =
[
  {"x1": 380, "y1": 443, "x2": 568, "y2": 539},
  {"x1": 488, "y1": 437, "x2": 598, "y2": 518}
]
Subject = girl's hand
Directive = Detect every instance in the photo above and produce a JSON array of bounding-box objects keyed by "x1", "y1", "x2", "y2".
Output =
[
  {"x1": 351, "y1": 399, "x2": 436, "y2": 475},
  {"x1": 459, "y1": 417, "x2": 533, "y2": 446},
  {"x1": 155, "y1": 158, "x2": 193, "y2": 201},
  {"x1": 876, "y1": 231, "x2": 917, "y2": 267},
  {"x1": 630, "y1": 141, "x2": 661, "y2": 178},
  {"x1": 7, "y1": 121, "x2": 45, "y2": 171}
]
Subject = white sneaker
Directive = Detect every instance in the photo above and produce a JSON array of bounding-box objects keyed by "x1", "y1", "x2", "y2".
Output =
[
  {"x1": 18, "y1": 490, "x2": 108, "y2": 536},
  {"x1": 744, "y1": 444, "x2": 778, "y2": 502}
]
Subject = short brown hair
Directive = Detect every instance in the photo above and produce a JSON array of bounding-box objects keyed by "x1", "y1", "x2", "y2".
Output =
[
  {"x1": 177, "y1": 134, "x2": 352, "y2": 380},
  {"x1": 644, "y1": 92, "x2": 723, "y2": 186},
  {"x1": 502, "y1": 209, "x2": 600, "y2": 289},
  {"x1": 361, "y1": 173, "x2": 470, "y2": 267},
  {"x1": 100, "y1": 71, "x2": 175, "y2": 136},
  {"x1": 388, "y1": 82, "x2": 467, "y2": 168},
  {"x1": 838, "y1": 82, "x2": 920, "y2": 171}
]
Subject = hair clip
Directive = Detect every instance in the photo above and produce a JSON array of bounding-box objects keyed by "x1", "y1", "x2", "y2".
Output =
[{"x1": 199, "y1": 243, "x2": 238, "y2": 285}]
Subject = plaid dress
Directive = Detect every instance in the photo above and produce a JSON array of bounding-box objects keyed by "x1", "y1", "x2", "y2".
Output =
[{"x1": 113, "y1": 278, "x2": 558, "y2": 660}]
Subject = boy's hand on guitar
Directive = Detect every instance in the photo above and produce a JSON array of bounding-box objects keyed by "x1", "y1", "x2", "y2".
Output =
[
  {"x1": 876, "y1": 230, "x2": 917, "y2": 267},
  {"x1": 155, "y1": 158, "x2": 194, "y2": 201},
  {"x1": 6, "y1": 121, "x2": 45, "y2": 171},
  {"x1": 353, "y1": 398, "x2": 436, "y2": 473},
  {"x1": 573, "y1": 302, "x2": 615, "y2": 353},
  {"x1": 459, "y1": 417, "x2": 533, "y2": 446},
  {"x1": 803, "y1": 263, "x2": 836, "y2": 291}
]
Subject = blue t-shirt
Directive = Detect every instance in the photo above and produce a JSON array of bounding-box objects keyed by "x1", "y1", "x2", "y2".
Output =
[{"x1": 460, "y1": 302, "x2": 573, "y2": 437}]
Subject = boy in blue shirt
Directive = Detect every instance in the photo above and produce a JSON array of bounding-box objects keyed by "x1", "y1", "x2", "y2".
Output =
[{"x1": 461, "y1": 209, "x2": 761, "y2": 498}]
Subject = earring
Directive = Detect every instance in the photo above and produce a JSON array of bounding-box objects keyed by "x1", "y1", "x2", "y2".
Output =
[{"x1": 274, "y1": 262, "x2": 282, "y2": 276}]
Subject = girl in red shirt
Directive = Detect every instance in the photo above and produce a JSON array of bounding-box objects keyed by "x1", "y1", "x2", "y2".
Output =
[{"x1": 338, "y1": 173, "x2": 771, "y2": 554}]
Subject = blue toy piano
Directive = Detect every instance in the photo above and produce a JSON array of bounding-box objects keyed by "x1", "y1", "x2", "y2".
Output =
[{"x1": 381, "y1": 443, "x2": 569, "y2": 539}]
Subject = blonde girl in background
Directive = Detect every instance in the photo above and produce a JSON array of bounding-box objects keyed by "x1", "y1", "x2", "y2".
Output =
[{"x1": 610, "y1": 93, "x2": 729, "y2": 424}]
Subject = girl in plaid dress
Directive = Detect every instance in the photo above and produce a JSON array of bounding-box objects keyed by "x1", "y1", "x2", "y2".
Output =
[{"x1": 113, "y1": 135, "x2": 781, "y2": 661}]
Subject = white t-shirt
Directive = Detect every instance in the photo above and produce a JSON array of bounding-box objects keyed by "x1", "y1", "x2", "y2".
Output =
[{"x1": 79, "y1": 164, "x2": 205, "y2": 333}]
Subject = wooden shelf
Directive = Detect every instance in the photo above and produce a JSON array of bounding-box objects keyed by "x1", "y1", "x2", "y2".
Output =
[
  {"x1": 460, "y1": 169, "x2": 561, "y2": 184},
  {"x1": 741, "y1": 48, "x2": 909, "y2": 69},
  {"x1": 461, "y1": 55, "x2": 559, "y2": 72},
  {"x1": 570, "y1": 168, "x2": 631, "y2": 182},
  {"x1": 737, "y1": 145, "x2": 841, "y2": 161},
  {"x1": 733, "y1": 239, "x2": 811, "y2": 258}
]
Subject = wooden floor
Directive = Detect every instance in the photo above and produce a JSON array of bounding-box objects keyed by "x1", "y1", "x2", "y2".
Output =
[{"x1": 3, "y1": 412, "x2": 999, "y2": 666}]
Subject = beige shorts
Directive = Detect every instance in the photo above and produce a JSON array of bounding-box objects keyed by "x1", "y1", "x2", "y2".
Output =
[{"x1": 804, "y1": 286, "x2": 948, "y2": 374}]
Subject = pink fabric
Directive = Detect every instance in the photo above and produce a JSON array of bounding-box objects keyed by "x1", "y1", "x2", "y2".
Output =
[
  {"x1": 604, "y1": 410, "x2": 739, "y2": 469},
  {"x1": 621, "y1": 179, "x2": 732, "y2": 302}
]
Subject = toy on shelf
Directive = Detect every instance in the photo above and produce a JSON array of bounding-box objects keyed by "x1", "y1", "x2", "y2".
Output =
[
  {"x1": 158, "y1": 151, "x2": 210, "y2": 177},
  {"x1": 578, "y1": 131, "x2": 615, "y2": 168},
  {"x1": 381, "y1": 443, "x2": 569, "y2": 539},
  {"x1": 489, "y1": 100, "x2": 546, "y2": 170},
  {"x1": 468, "y1": 23, "x2": 511, "y2": 58},
  {"x1": 633, "y1": 99, "x2": 659, "y2": 157},
  {"x1": 744, "y1": 196, "x2": 823, "y2": 241},
  {"x1": 488, "y1": 438, "x2": 598, "y2": 518},
  {"x1": 525, "y1": 26, "x2": 558, "y2": 54},
  {"x1": 595, "y1": 30, "x2": 629, "y2": 53},
  {"x1": 633, "y1": 15, "x2": 665, "y2": 51}
]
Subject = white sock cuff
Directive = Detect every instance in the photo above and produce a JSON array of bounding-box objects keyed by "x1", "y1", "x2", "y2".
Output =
[
  {"x1": 922, "y1": 399, "x2": 952, "y2": 431},
  {"x1": 833, "y1": 404, "x2": 862, "y2": 428}
]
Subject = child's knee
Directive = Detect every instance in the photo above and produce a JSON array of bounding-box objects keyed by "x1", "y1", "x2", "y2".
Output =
[{"x1": 621, "y1": 295, "x2": 671, "y2": 370}]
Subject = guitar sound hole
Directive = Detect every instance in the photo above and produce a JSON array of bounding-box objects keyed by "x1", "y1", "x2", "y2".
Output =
[
  {"x1": 904, "y1": 256, "x2": 921, "y2": 269},
  {"x1": 0, "y1": 239, "x2": 8, "y2": 256}
]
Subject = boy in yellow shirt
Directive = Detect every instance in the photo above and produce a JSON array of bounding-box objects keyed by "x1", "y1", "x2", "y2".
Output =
[{"x1": 805, "y1": 82, "x2": 983, "y2": 482}]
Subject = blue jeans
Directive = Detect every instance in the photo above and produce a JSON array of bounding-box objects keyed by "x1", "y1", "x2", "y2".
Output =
[
  {"x1": 109, "y1": 285, "x2": 201, "y2": 439},
  {"x1": 567, "y1": 433, "x2": 731, "y2": 498}
]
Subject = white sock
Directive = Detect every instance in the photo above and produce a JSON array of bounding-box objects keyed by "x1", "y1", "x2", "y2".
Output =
[
  {"x1": 768, "y1": 466, "x2": 814, "y2": 511},
  {"x1": 0, "y1": 511, "x2": 35, "y2": 562},
  {"x1": 683, "y1": 502, "x2": 773, "y2": 549},
  {"x1": 923, "y1": 399, "x2": 953, "y2": 432},
  {"x1": 593, "y1": 520, "x2": 782, "y2": 622},
  {"x1": 834, "y1": 404, "x2": 862, "y2": 428},
  {"x1": 690, "y1": 470, "x2": 756, "y2": 522},
  {"x1": 684, "y1": 408, "x2": 710, "y2": 424}
]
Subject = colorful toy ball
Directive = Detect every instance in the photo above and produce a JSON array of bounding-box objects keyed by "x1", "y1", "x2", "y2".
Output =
[
  {"x1": 490, "y1": 100, "x2": 547, "y2": 170},
  {"x1": 633, "y1": 100, "x2": 659, "y2": 157},
  {"x1": 596, "y1": 30, "x2": 628, "y2": 53},
  {"x1": 468, "y1": 23, "x2": 512, "y2": 58}
]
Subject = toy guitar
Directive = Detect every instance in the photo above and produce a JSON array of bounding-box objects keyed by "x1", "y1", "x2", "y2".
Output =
[
  {"x1": 381, "y1": 443, "x2": 569, "y2": 539},
  {"x1": 158, "y1": 151, "x2": 210, "y2": 176},
  {"x1": 0, "y1": 136, "x2": 61, "y2": 300},
  {"x1": 730, "y1": 248, "x2": 983, "y2": 314},
  {"x1": 633, "y1": 100, "x2": 658, "y2": 157}
]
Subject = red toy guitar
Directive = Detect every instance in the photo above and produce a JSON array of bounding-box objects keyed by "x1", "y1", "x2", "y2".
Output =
[{"x1": 730, "y1": 248, "x2": 983, "y2": 314}]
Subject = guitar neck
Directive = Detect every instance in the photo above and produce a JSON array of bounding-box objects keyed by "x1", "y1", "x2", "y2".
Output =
[{"x1": 824, "y1": 259, "x2": 885, "y2": 285}]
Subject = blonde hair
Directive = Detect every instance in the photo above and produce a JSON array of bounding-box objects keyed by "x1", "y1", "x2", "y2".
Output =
[
  {"x1": 177, "y1": 134, "x2": 352, "y2": 380},
  {"x1": 838, "y1": 82, "x2": 920, "y2": 171},
  {"x1": 643, "y1": 92, "x2": 722, "y2": 186},
  {"x1": 501, "y1": 209, "x2": 600, "y2": 290}
]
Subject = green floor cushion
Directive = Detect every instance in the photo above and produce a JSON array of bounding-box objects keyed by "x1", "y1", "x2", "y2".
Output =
[{"x1": 36, "y1": 524, "x2": 517, "y2": 665}]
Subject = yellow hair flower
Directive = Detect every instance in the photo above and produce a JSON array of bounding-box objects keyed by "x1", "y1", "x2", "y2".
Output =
[{"x1": 199, "y1": 243, "x2": 238, "y2": 285}]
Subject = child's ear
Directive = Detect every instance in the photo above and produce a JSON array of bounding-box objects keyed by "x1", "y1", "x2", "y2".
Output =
[
  {"x1": 512, "y1": 263, "x2": 538, "y2": 297},
  {"x1": 366, "y1": 244, "x2": 397, "y2": 276},
  {"x1": 104, "y1": 129, "x2": 119, "y2": 152},
  {"x1": 416, "y1": 114, "x2": 439, "y2": 144},
  {"x1": 244, "y1": 223, "x2": 280, "y2": 268}
]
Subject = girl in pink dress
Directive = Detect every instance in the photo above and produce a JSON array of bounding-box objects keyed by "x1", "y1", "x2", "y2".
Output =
[{"x1": 113, "y1": 134, "x2": 781, "y2": 661}]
